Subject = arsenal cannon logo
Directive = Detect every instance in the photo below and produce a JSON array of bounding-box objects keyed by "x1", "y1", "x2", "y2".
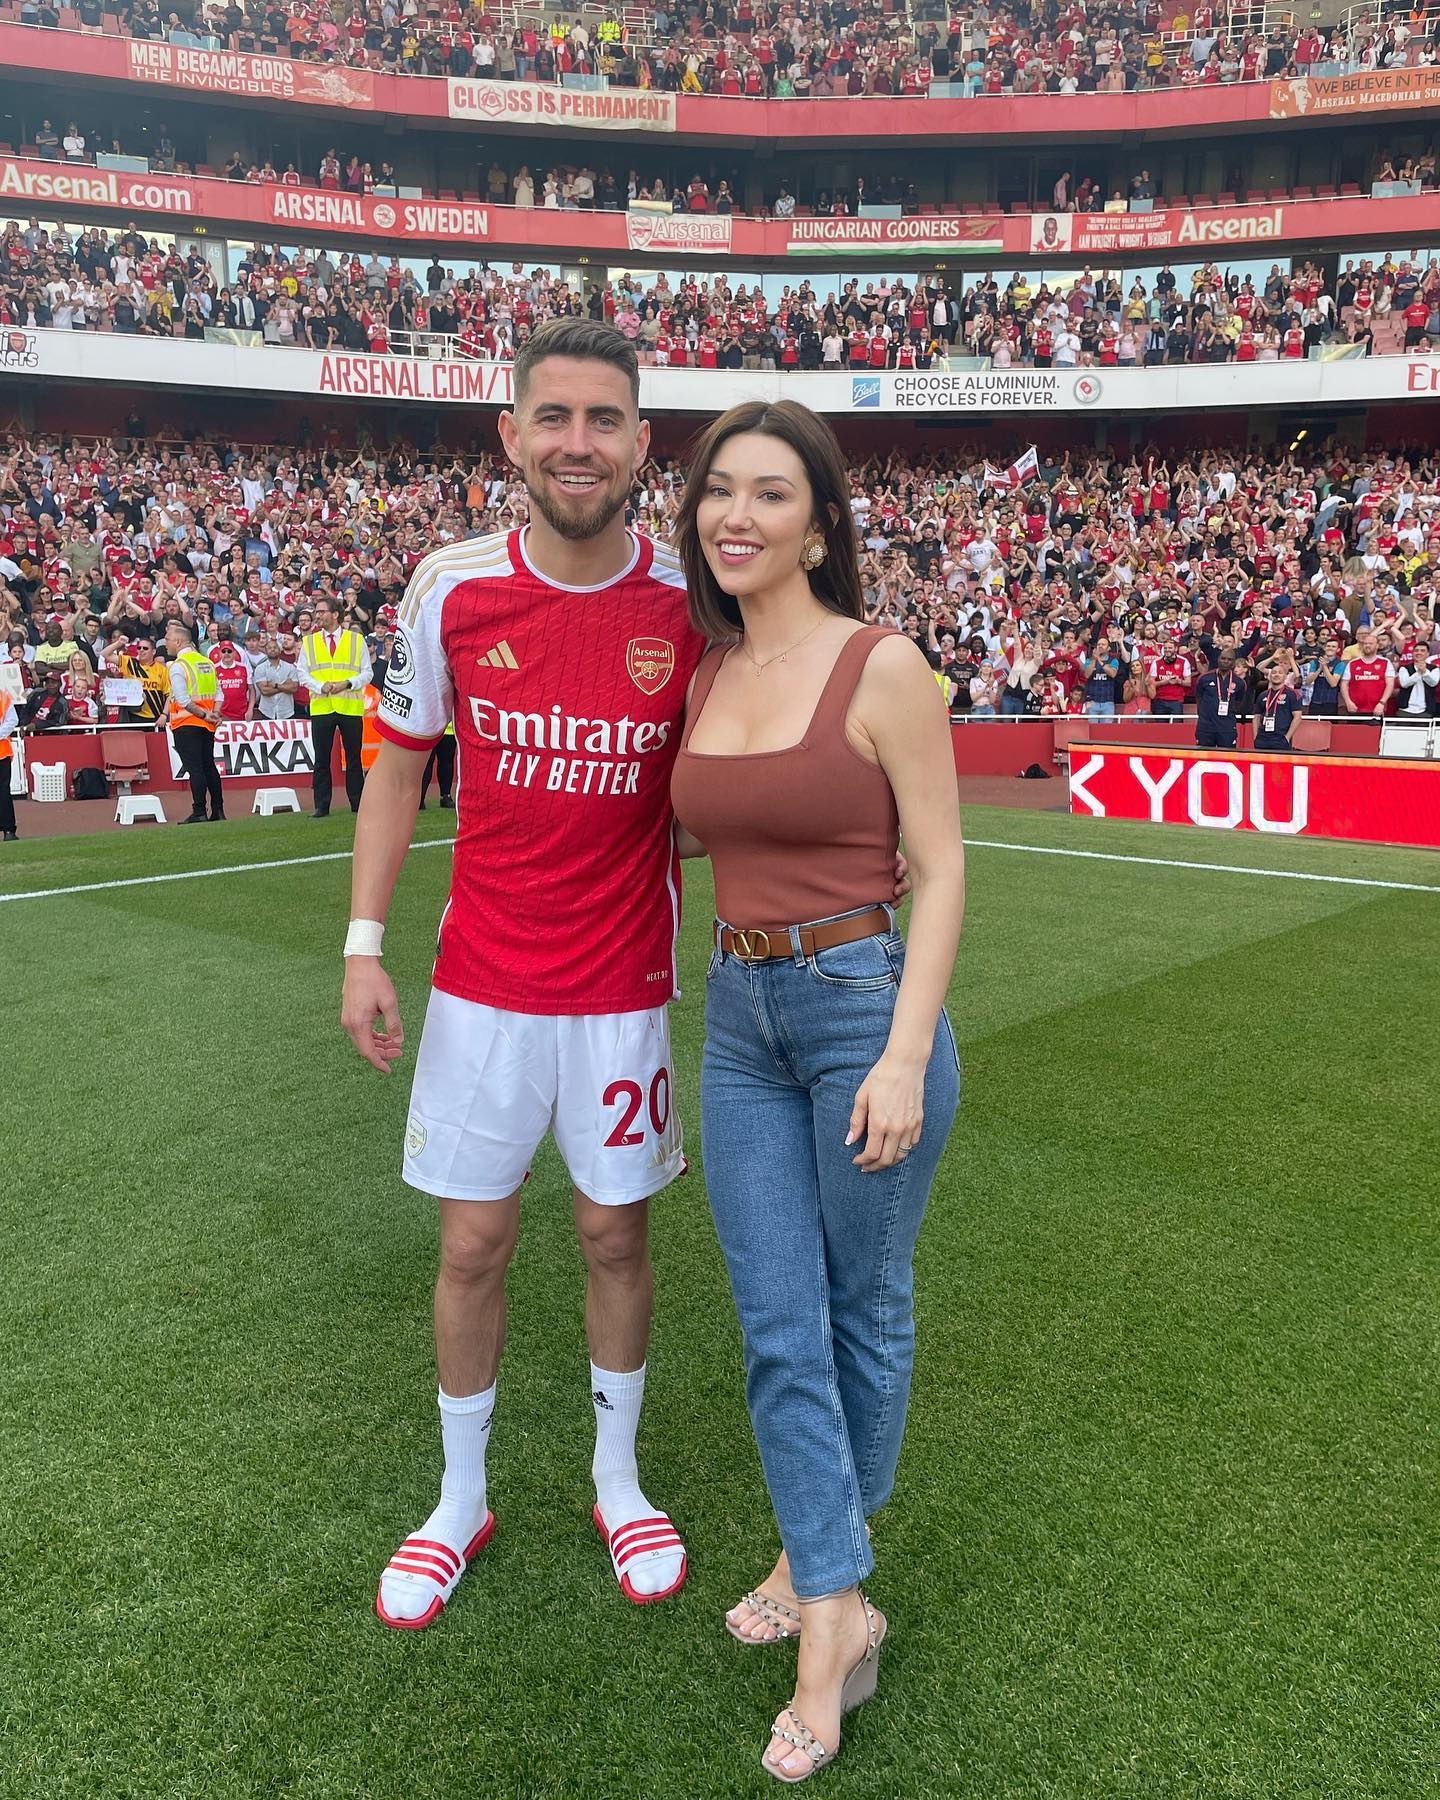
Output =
[{"x1": 627, "y1": 638, "x2": 675, "y2": 696}]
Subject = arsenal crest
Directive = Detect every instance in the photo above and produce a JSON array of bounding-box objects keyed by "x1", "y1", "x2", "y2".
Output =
[{"x1": 627, "y1": 637, "x2": 675, "y2": 695}]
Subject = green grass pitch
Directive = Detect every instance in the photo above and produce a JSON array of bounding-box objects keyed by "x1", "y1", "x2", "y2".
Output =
[{"x1": 3, "y1": 807, "x2": 1438, "y2": 1799}]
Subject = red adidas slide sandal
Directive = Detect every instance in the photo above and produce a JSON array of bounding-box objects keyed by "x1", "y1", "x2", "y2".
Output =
[
  {"x1": 593, "y1": 1503, "x2": 688, "y2": 1605},
  {"x1": 375, "y1": 1514, "x2": 496, "y2": 1630}
]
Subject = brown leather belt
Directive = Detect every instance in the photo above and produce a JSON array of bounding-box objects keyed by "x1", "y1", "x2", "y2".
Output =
[{"x1": 716, "y1": 905, "x2": 893, "y2": 963}]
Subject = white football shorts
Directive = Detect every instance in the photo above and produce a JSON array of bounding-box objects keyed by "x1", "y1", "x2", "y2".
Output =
[{"x1": 402, "y1": 988, "x2": 685, "y2": 1205}]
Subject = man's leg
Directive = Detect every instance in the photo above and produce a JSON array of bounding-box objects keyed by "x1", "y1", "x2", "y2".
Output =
[
  {"x1": 557, "y1": 1005, "x2": 687, "y2": 1602},
  {"x1": 201, "y1": 733, "x2": 225, "y2": 818},
  {"x1": 377, "y1": 1192, "x2": 520, "y2": 1627},
  {"x1": 0, "y1": 760, "x2": 15, "y2": 836},
  {"x1": 575, "y1": 1188, "x2": 685, "y2": 1599},
  {"x1": 310, "y1": 711, "x2": 336, "y2": 814},
  {"x1": 338, "y1": 711, "x2": 366, "y2": 811},
  {"x1": 436, "y1": 734, "x2": 456, "y2": 804},
  {"x1": 173, "y1": 725, "x2": 209, "y2": 819}
]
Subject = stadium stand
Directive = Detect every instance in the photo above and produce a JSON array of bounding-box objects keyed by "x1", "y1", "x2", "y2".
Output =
[
  {"x1": 3, "y1": 433, "x2": 1437, "y2": 729},
  {"x1": 4, "y1": 225, "x2": 1439, "y2": 364},
  {"x1": 6, "y1": 0, "x2": 1435, "y2": 100}
]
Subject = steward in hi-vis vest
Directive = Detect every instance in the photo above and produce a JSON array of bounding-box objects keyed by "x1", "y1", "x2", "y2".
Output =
[
  {"x1": 165, "y1": 620, "x2": 226, "y2": 824},
  {"x1": 300, "y1": 601, "x2": 373, "y2": 817}
]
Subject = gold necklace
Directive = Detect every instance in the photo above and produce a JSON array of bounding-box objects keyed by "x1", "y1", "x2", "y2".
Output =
[{"x1": 740, "y1": 614, "x2": 829, "y2": 676}]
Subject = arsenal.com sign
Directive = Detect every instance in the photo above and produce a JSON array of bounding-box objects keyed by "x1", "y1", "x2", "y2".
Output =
[
  {"x1": 1068, "y1": 741, "x2": 1440, "y2": 850},
  {"x1": 447, "y1": 78, "x2": 675, "y2": 131}
]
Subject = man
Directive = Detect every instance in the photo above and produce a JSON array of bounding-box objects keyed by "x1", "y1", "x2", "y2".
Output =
[
  {"x1": 1252, "y1": 662, "x2": 1303, "y2": 751},
  {"x1": 1151, "y1": 642, "x2": 1191, "y2": 717},
  {"x1": 0, "y1": 680, "x2": 17, "y2": 839},
  {"x1": 299, "y1": 598, "x2": 371, "y2": 816},
  {"x1": 1193, "y1": 646, "x2": 1241, "y2": 748},
  {"x1": 1398, "y1": 642, "x2": 1440, "y2": 716},
  {"x1": 20, "y1": 668, "x2": 68, "y2": 732},
  {"x1": 209, "y1": 631, "x2": 251, "y2": 722},
  {"x1": 1341, "y1": 628, "x2": 1396, "y2": 721},
  {"x1": 250, "y1": 632, "x2": 301, "y2": 721},
  {"x1": 341, "y1": 319, "x2": 708, "y2": 1630},
  {"x1": 166, "y1": 618, "x2": 225, "y2": 823}
]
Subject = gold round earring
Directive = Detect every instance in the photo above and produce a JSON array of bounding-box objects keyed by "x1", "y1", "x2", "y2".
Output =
[{"x1": 801, "y1": 533, "x2": 828, "y2": 571}]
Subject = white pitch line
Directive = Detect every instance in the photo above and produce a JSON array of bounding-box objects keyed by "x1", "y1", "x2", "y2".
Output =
[
  {"x1": 965, "y1": 838, "x2": 1440, "y2": 895},
  {"x1": 1, "y1": 832, "x2": 1435, "y2": 907},
  {"x1": 0, "y1": 836, "x2": 457, "y2": 905}
]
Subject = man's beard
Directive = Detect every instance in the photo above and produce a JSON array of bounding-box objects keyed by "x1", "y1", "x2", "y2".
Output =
[{"x1": 524, "y1": 468, "x2": 629, "y2": 543}]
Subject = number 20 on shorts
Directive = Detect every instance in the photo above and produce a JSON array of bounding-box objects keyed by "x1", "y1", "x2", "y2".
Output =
[{"x1": 602, "y1": 1068, "x2": 672, "y2": 1148}]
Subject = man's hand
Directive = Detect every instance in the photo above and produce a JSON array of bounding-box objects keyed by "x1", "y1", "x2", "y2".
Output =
[{"x1": 342, "y1": 958, "x2": 405, "y2": 1074}]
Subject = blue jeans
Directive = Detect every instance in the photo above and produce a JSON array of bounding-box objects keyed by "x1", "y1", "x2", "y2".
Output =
[
  {"x1": 700, "y1": 908, "x2": 961, "y2": 1596},
  {"x1": 1000, "y1": 689, "x2": 1029, "y2": 717},
  {"x1": 1086, "y1": 700, "x2": 1116, "y2": 718}
]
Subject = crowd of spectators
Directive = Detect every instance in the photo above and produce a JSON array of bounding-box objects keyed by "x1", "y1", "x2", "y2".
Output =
[
  {"x1": 5, "y1": 218, "x2": 1438, "y2": 367},
  {"x1": 3, "y1": 430, "x2": 1438, "y2": 746},
  {"x1": 15, "y1": 0, "x2": 1440, "y2": 100}
]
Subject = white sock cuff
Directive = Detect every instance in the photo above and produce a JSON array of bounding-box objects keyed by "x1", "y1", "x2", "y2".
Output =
[
  {"x1": 439, "y1": 1383, "x2": 496, "y2": 1416},
  {"x1": 590, "y1": 1362, "x2": 645, "y2": 1393}
]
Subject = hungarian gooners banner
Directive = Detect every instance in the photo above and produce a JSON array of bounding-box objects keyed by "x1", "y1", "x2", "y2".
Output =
[{"x1": 1067, "y1": 742, "x2": 1440, "y2": 850}]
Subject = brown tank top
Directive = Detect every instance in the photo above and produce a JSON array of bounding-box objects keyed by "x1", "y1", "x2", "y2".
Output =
[{"x1": 671, "y1": 625, "x2": 900, "y2": 932}]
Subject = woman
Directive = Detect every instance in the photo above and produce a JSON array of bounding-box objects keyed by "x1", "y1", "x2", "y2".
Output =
[{"x1": 671, "y1": 401, "x2": 964, "y2": 1783}]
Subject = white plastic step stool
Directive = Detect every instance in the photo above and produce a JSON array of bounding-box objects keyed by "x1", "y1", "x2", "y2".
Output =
[
  {"x1": 252, "y1": 786, "x2": 303, "y2": 816},
  {"x1": 116, "y1": 795, "x2": 168, "y2": 825}
]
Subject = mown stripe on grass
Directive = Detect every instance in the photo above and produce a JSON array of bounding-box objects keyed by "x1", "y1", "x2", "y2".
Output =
[
  {"x1": 4, "y1": 830, "x2": 1437, "y2": 907},
  {"x1": 966, "y1": 838, "x2": 1440, "y2": 895},
  {"x1": 0, "y1": 835, "x2": 458, "y2": 905}
]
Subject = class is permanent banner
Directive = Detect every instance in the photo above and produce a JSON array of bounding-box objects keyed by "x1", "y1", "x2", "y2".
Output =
[{"x1": 1067, "y1": 742, "x2": 1440, "y2": 850}]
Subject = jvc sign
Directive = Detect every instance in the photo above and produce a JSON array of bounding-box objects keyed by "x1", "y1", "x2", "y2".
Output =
[{"x1": 1067, "y1": 743, "x2": 1440, "y2": 850}]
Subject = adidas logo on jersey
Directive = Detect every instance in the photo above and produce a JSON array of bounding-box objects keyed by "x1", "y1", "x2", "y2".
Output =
[{"x1": 477, "y1": 639, "x2": 520, "y2": 670}]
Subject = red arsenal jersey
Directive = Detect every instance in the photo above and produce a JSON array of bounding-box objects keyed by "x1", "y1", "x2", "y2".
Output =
[
  {"x1": 377, "y1": 529, "x2": 707, "y2": 1015},
  {"x1": 1344, "y1": 653, "x2": 1393, "y2": 713}
]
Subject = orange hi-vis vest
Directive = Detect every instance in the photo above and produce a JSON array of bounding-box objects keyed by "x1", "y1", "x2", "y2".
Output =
[
  {"x1": 0, "y1": 688, "x2": 13, "y2": 760},
  {"x1": 168, "y1": 648, "x2": 220, "y2": 732}
]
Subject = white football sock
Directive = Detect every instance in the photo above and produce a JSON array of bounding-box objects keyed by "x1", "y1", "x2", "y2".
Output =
[
  {"x1": 378, "y1": 1383, "x2": 495, "y2": 1623},
  {"x1": 592, "y1": 1362, "x2": 684, "y2": 1598}
]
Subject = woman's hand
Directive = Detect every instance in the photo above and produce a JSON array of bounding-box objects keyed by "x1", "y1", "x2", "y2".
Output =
[{"x1": 847, "y1": 1053, "x2": 926, "y2": 1173}]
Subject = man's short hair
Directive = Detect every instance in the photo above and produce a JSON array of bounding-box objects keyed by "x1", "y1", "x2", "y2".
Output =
[{"x1": 513, "y1": 317, "x2": 639, "y2": 411}]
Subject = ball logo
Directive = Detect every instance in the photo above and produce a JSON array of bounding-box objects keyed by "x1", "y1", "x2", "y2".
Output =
[
  {"x1": 852, "y1": 376, "x2": 881, "y2": 408},
  {"x1": 626, "y1": 637, "x2": 675, "y2": 696},
  {"x1": 1073, "y1": 375, "x2": 1102, "y2": 405},
  {"x1": 372, "y1": 202, "x2": 396, "y2": 230}
]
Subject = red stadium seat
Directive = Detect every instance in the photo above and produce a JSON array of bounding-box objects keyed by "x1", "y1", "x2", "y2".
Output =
[
  {"x1": 1340, "y1": 182, "x2": 1361, "y2": 195},
  {"x1": 1314, "y1": 182, "x2": 1337, "y2": 196},
  {"x1": 1292, "y1": 185, "x2": 1313, "y2": 199}
]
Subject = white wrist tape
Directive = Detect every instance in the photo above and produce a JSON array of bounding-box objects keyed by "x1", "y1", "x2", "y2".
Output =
[{"x1": 344, "y1": 919, "x2": 385, "y2": 958}]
